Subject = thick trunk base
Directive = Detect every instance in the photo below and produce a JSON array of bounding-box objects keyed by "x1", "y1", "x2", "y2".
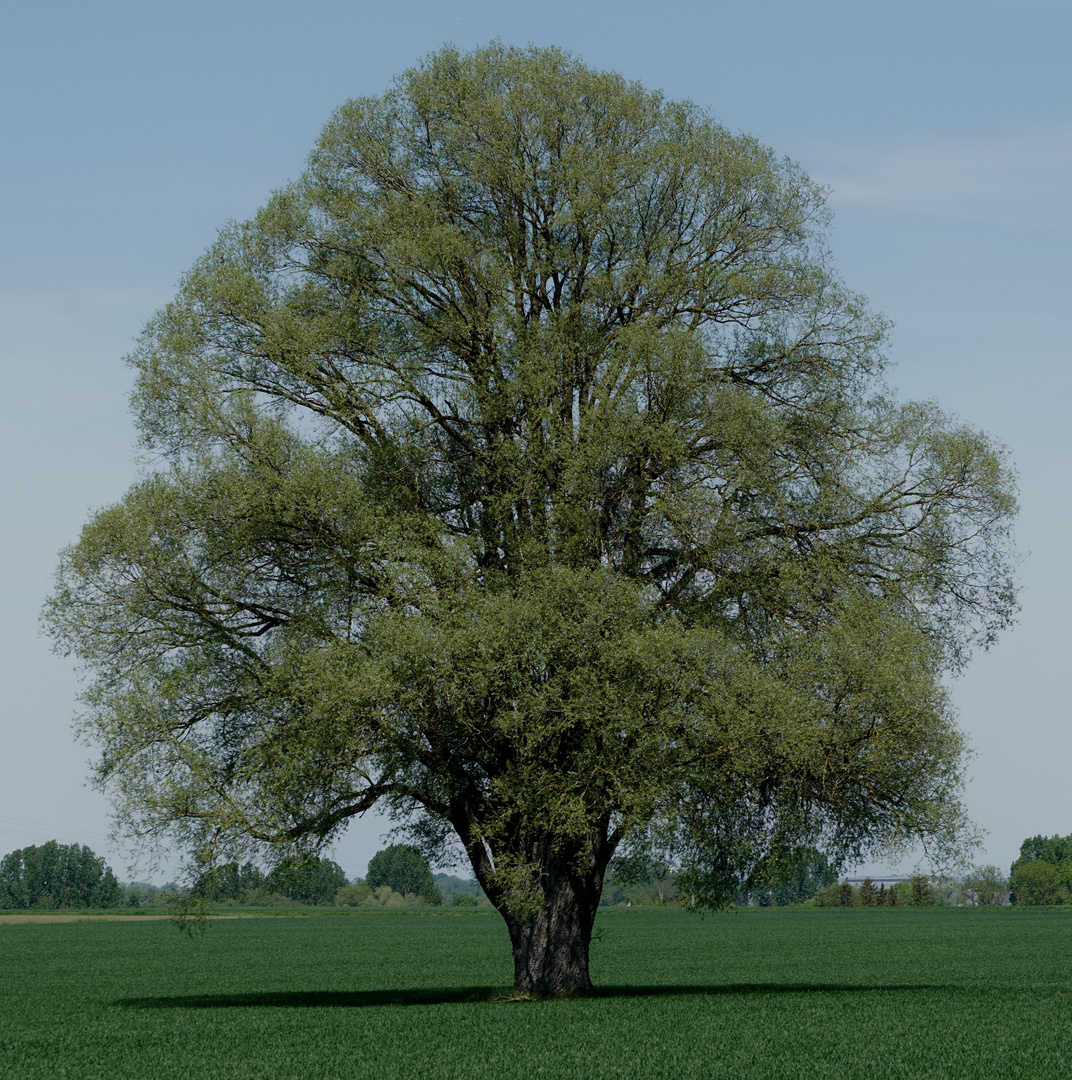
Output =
[{"x1": 505, "y1": 876, "x2": 599, "y2": 996}]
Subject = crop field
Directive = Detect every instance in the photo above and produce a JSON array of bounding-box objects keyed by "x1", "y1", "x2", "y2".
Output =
[{"x1": 0, "y1": 905, "x2": 1068, "y2": 1080}]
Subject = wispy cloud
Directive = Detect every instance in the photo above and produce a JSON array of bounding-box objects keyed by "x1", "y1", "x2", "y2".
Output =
[{"x1": 804, "y1": 126, "x2": 1071, "y2": 232}]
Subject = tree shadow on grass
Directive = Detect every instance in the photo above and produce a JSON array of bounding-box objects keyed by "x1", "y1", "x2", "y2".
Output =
[{"x1": 117, "y1": 982, "x2": 946, "y2": 1009}]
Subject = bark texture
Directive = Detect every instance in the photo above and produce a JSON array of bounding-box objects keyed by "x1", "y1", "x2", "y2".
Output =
[{"x1": 502, "y1": 863, "x2": 602, "y2": 995}]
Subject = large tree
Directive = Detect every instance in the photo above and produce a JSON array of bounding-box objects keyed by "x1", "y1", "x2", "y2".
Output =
[{"x1": 46, "y1": 44, "x2": 1016, "y2": 994}]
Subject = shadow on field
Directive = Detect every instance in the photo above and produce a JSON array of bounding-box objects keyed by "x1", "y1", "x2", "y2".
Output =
[{"x1": 117, "y1": 982, "x2": 941, "y2": 1009}]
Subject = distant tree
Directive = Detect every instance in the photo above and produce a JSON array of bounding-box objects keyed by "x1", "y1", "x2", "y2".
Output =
[
  {"x1": 264, "y1": 856, "x2": 348, "y2": 905},
  {"x1": 194, "y1": 861, "x2": 266, "y2": 902},
  {"x1": 908, "y1": 874, "x2": 933, "y2": 906},
  {"x1": 122, "y1": 880, "x2": 160, "y2": 906},
  {"x1": 366, "y1": 845, "x2": 441, "y2": 906},
  {"x1": 599, "y1": 879, "x2": 628, "y2": 907},
  {"x1": 434, "y1": 873, "x2": 486, "y2": 905},
  {"x1": 859, "y1": 877, "x2": 879, "y2": 906},
  {"x1": 961, "y1": 865, "x2": 1008, "y2": 907},
  {"x1": 1008, "y1": 835, "x2": 1070, "y2": 905},
  {"x1": 0, "y1": 842, "x2": 122, "y2": 909},
  {"x1": 746, "y1": 847, "x2": 838, "y2": 906},
  {"x1": 1010, "y1": 861, "x2": 1068, "y2": 906},
  {"x1": 837, "y1": 882, "x2": 856, "y2": 907},
  {"x1": 1011, "y1": 835, "x2": 1072, "y2": 872}
]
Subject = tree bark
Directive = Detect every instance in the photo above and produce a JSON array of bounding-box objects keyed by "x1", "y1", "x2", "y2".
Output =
[{"x1": 501, "y1": 862, "x2": 602, "y2": 996}]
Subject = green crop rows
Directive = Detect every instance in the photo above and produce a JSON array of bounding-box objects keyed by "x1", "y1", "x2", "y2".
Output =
[{"x1": 1, "y1": 906, "x2": 1068, "y2": 1079}]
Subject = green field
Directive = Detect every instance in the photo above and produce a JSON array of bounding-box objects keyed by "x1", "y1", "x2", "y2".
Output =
[{"x1": 1, "y1": 906, "x2": 1068, "y2": 1079}]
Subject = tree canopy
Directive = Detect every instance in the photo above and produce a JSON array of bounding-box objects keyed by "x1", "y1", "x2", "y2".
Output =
[
  {"x1": 1009, "y1": 835, "x2": 1071, "y2": 905},
  {"x1": 1011, "y1": 835, "x2": 1072, "y2": 873},
  {"x1": 193, "y1": 860, "x2": 266, "y2": 902},
  {"x1": 0, "y1": 841, "x2": 122, "y2": 910},
  {"x1": 264, "y1": 855, "x2": 348, "y2": 905},
  {"x1": 366, "y1": 844, "x2": 441, "y2": 905},
  {"x1": 45, "y1": 43, "x2": 1017, "y2": 993}
]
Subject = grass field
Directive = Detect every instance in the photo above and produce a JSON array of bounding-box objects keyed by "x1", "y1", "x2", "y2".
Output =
[{"x1": 1, "y1": 905, "x2": 1068, "y2": 1079}]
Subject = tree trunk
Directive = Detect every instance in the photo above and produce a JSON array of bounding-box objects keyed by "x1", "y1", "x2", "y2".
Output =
[{"x1": 502, "y1": 864, "x2": 602, "y2": 996}]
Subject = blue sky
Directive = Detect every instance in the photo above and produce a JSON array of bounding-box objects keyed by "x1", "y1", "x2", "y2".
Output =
[{"x1": 1, "y1": 0, "x2": 1068, "y2": 881}]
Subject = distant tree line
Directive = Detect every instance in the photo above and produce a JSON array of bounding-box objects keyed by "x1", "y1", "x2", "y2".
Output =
[
  {"x1": 198, "y1": 845, "x2": 478, "y2": 908},
  {"x1": 0, "y1": 840, "x2": 493, "y2": 911},
  {"x1": 795, "y1": 835, "x2": 1072, "y2": 909},
  {"x1": 0, "y1": 842, "x2": 122, "y2": 909},
  {"x1": 812, "y1": 875, "x2": 938, "y2": 907},
  {"x1": 194, "y1": 856, "x2": 348, "y2": 905},
  {"x1": 6, "y1": 836, "x2": 1066, "y2": 911},
  {"x1": 433, "y1": 872, "x2": 488, "y2": 906},
  {"x1": 335, "y1": 846, "x2": 490, "y2": 907},
  {"x1": 600, "y1": 848, "x2": 839, "y2": 907}
]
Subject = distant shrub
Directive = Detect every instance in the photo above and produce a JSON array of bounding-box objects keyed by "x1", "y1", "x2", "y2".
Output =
[
  {"x1": 333, "y1": 883, "x2": 429, "y2": 908},
  {"x1": 335, "y1": 884, "x2": 372, "y2": 907},
  {"x1": 452, "y1": 893, "x2": 478, "y2": 907},
  {"x1": 745, "y1": 848, "x2": 839, "y2": 906},
  {"x1": 122, "y1": 881, "x2": 171, "y2": 907}
]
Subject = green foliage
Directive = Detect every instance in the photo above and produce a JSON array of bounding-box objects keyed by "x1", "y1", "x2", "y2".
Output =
[
  {"x1": 434, "y1": 873, "x2": 487, "y2": 905},
  {"x1": 366, "y1": 845, "x2": 441, "y2": 906},
  {"x1": 334, "y1": 883, "x2": 372, "y2": 906},
  {"x1": 908, "y1": 875, "x2": 933, "y2": 906},
  {"x1": 599, "y1": 855, "x2": 681, "y2": 906},
  {"x1": 193, "y1": 862, "x2": 265, "y2": 902},
  {"x1": 334, "y1": 882, "x2": 428, "y2": 907},
  {"x1": 1009, "y1": 835, "x2": 1071, "y2": 905},
  {"x1": 620, "y1": 877, "x2": 681, "y2": 907},
  {"x1": 121, "y1": 881, "x2": 178, "y2": 909},
  {"x1": 44, "y1": 43, "x2": 1017, "y2": 975},
  {"x1": 0, "y1": 841, "x2": 122, "y2": 910},
  {"x1": 1012, "y1": 834, "x2": 1072, "y2": 869},
  {"x1": 1010, "y1": 861, "x2": 1069, "y2": 906},
  {"x1": 1, "y1": 909, "x2": 1069, "y2": 1079},
  {"x1": 812, "y1": 878, "x2": 933, "y2": 907},
  {"x1": 810, "y1": 884, "x2": 842, "y2": 906},
  {"x1": 263, "y1": 856, "x2": 348, "y2": 905},
  {"x1": 742, "y1": 847, "x2": 838, "y2": 906}
]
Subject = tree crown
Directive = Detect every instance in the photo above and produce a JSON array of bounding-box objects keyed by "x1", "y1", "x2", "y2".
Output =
[{"x1": 46, "y1": 44, "x2": 1016, "y2": 920}]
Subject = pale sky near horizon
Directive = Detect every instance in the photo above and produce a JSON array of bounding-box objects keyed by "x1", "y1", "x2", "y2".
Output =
[{"x1": 1, "y1": 0, "x2": 1068, "y2": 884}]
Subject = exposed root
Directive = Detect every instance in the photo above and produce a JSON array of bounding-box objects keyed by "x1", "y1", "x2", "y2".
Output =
[
  {"x1": 490, "y1": 989, "x2": 539, "y2": 1002},
  {"x1": 490, "y1": 987, "x2": 591, "y2": 1001}
]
